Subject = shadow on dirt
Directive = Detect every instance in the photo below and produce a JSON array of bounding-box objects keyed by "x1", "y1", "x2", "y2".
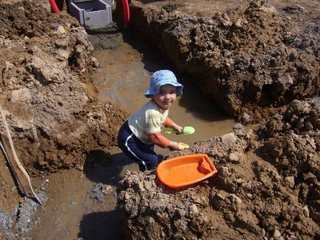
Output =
[
  {"x1": 78, "y1": 207, "x2": 124, "y2": 240},
  {"x1": 176, "y1": 81, "x2": 233, "y2": 122},
  {"x1": 79, "y1": 151, "x2": 136, "y2": 240},
  {"x1": 121, "y1": 29, "x2": 170, "y2": 72},
  {"x1": 84, "y1": 150, "x2": 138, "y2": 185}
]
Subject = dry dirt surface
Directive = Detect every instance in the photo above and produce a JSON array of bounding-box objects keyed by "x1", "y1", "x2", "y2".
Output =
[{"x1": 0, "y1": 0, "x2": 319, "y2": 239}]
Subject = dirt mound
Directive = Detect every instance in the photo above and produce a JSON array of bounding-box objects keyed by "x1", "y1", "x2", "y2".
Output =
[
  {"x1": 0, "y1": 0, "x2": 128, "y2": 221},
  {"x1": 117, "y1": 98, "x2": 320, "y2": 239},
  {"x1": 0, "y1": 0, "x2": 128, "y2": 175},
  {"x1": 257, "y1": 98, "x2": 320, "y2": 225}
]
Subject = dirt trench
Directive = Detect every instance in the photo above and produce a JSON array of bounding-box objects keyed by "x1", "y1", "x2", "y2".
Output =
[{"x1": 0, "y1": 0, "x2": 319, "y2": 239}]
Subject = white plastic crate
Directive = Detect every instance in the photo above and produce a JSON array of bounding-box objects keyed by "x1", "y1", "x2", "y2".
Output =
[{"x1": 68, "y1": 0, "x2": 112, "y2": 30}]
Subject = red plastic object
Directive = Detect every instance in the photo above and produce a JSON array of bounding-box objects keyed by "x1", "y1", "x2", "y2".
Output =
[
  {"x1": 49, "y1": 0, "x2": 60, "y2": 13},
  {"x1": 156, "y1": 154, "x2": 218, "y2": 189},
  {"x1": 122, "y1": 0, "x2": 130, "y2": 29}
]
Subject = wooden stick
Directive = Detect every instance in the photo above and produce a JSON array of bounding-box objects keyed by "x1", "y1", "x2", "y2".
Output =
[
  {"x1": 0, "y1": 137, "x2": 30, "y2": 197},
  {"x1": 0, "y1": 105, "x2": 43, "y2": 206}
]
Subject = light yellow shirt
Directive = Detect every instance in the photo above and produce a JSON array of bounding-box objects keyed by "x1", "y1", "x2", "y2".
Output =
[{"x1": 128, "y1": 100, "x2": 169, "y2": 144}]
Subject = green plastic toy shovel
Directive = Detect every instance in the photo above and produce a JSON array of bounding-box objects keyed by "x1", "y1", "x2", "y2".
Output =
[{"x1": 165, "y1": 126, "x2": 195, "y2": 135}]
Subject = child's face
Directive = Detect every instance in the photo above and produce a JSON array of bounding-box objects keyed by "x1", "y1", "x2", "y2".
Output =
[{"x1": 151, "y1": 84, "x2": 177, "y2": 109}]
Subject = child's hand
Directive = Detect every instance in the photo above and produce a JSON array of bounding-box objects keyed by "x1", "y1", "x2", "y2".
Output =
[
  {"x1": 168, "y1": 141, "x2": 180, "y2": 151},
  {"x1": 171, "y1": 123, "x2": 183, "y2": 135}
]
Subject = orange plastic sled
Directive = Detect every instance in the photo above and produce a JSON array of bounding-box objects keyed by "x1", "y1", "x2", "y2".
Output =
[{"x1": 156, "y1": 154, "x2": 218, "y2": 189}]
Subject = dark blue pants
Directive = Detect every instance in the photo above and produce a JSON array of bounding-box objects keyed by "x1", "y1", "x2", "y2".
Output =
[{"x1": 117, "y1": 121, "x2": 164, "y2": 171}]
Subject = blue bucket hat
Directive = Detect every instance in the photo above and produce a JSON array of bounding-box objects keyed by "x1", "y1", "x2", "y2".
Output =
[{"x1": 144, "y1": 70, "x2": 184, "y2": 98}]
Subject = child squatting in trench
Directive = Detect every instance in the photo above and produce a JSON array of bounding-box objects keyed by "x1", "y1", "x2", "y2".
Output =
[{"x1": 117, "y1": 70, "x2": 186, "y2": 171}]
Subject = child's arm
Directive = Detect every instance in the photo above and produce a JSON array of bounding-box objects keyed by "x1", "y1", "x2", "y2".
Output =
[
  {"x1": 148, "y1": 132, "x2": 180, "y2": 150},
  {"x1": 164, "y1": 117, "x2": 183, "y2": 134}
]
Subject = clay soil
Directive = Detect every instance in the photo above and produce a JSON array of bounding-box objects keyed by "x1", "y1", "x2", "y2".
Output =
[{"x1": 0, "y1": 0, "x2": 319, "y2": 239}]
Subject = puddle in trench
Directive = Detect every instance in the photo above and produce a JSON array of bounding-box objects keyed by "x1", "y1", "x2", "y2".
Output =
[{"x1": 30, "y1": 31, "x2": 247, "y2": 240}]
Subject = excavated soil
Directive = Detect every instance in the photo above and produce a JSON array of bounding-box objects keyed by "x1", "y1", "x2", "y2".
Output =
[{"x1": 0, "y1": 0, "x2": 319, "y2": 239}]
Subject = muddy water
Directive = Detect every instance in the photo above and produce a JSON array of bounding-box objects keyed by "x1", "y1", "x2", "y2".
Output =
[{"x1": 30, "y1": 31, "x2": 239, "y2": 240}]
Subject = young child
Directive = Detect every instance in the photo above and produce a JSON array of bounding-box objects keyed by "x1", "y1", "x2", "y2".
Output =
[{"x1": 117, "y1": 69, "x2": 185, "y2": 171}]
